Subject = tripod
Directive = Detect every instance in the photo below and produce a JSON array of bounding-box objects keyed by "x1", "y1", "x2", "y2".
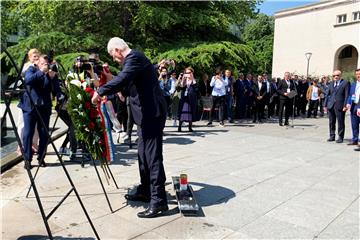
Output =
[{"x1": 1, "y1": 48, "x2": 99, "y2": 239}]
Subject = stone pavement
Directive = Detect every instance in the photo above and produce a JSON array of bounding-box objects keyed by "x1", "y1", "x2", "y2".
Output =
[{"x1": 1, "y1": 116, "x2": 359, "y2": 239}]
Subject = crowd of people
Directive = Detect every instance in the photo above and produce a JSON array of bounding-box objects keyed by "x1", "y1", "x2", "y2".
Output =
[{"x1": 16, "y1": 38, "x2": 360, "y2": 218}]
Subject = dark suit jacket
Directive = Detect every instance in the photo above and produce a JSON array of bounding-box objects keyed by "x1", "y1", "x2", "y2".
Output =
[
  {"x1": 277, "y1": 79, "x2": 297, "y2": 101},
  {"x1": 19, "y1": 65, "x2": 61, "y2": 112},
  {"x1": 253, "y1": 81, "x2": 267, "y2": 100},
  {"x1": 324, "y1": 79, "x2": 349, "y2": 110},
  {"x1": 97, "y1": 50, "x2": 167, "y2": 127}
]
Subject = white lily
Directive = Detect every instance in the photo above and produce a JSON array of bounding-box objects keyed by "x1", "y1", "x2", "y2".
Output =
[
  {"x1": 77, "y1": 94, "x2": 82, "y2": 100},
  {"x1": 70, "y1": 79, "x2": 81, "y2": 87}
]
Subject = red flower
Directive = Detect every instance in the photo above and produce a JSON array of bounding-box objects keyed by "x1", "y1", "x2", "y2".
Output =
[
  {"x1": 88, "y1": 121, "x2": 95, "y2": 130},
  {"x1": 85, "y1": 102, "x2": 91, "y2": 109},
  {"x1": 90, "y1": 109, "x2": 98, "y2": 119}
]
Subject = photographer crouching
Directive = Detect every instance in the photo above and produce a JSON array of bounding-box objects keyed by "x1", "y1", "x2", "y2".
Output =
[{"x1": 20, "y1": 54, "x2": 62, "y2": 169}]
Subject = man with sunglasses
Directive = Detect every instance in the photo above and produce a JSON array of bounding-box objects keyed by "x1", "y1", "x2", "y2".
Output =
[{"x1": 324, "y1": 70, "x2": 349, "y2": 143}]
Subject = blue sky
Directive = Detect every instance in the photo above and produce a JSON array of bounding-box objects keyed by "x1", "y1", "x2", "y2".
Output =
[{"x1": 257, "y1": 0, "x2": 320, "y2": 15}]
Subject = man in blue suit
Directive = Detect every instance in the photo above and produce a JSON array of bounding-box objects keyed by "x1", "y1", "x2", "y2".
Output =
[
  {"x1": 92, "y1": 37, "x2": 168, "y2": 218},
  {"x1": 20, "y1": 55, "x2": 62, "y2": 169},
  {"x1": 346, "y1": 68, "x2": 360, "y2": 146},
  {"x1": 324, "y1": 70, "x2": 349, "y2": 143}
]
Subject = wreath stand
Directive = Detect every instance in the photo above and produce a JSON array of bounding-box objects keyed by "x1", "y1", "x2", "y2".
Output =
[{"x1": 1, "y1": 48, "x2": 99, "y2": 239}]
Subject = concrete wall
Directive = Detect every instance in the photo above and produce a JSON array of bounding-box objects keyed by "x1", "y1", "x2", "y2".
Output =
[{"x1": 272, "y1": 0, "x2": 360, "y2": 78}]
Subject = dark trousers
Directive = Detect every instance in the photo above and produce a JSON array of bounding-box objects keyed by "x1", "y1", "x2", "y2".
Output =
[
  {"x1": 253, "y1": 100, "x2": 265, "y2": 122},
  {"x1": 319, "y1": 98, "x2": 325, "y2": 116},
  {"x1": 245, "y1": 97, "x2": 254, "y2": 119},
  {"x1": 350, "y1": 105, "x2": 360, "y2": 143},
  {"x1": 278, "y1": 98, "x2": 292, "y2": 124},
  {"x1": 328, "y1": 107, "x2": 346, "y2": 139},
  {"x1": 298, "y1": 97, "x2": 307, "y2": 115},
  {"x1": 268, "y1": 96, "x2": 278, "y2": 117},
  {"x1": 58, "y1": 109, "x2": 77, "y2": 152},
  {"x1": 22, "y1": 107, "x2": 51, "y2": 162},
  {"x1": 235, "y1": 98, "x2": 246, "y2": 119},
  {"x1": 209, "y1": 95, "x2": 225, "y2": 123},
  {"x1": 225, "y1": 94, "x2": 233, "y2": 120},
  {"x1": 307, "y1": 100, "x2": 319, "y2": 117},
  {"x1": 136, "y1": 117, "x2": 167, "y2": 207}
]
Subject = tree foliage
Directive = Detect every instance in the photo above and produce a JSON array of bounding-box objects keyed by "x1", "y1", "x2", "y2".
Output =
[
  {"x1": 1, "y1": 0, "x2": 265, "y2": 80},
  {"x1": 242, "y1": 14, "x2": 274, "y2": 74},
  {"x1": 154, "y1": 41, "x2": 255, "y2": 77}
]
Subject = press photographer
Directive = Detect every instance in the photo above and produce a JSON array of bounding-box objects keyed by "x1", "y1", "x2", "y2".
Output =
[{"x1": 20, "y1": 54, "x2": 62, "y2": 169}]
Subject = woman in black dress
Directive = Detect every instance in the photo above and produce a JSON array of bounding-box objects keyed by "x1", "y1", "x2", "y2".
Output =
[{"x1": 177, "y1": 67, "x2": 198, "y2": 132}]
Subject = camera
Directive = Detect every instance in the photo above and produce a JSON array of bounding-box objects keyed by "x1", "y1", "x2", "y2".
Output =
[
  {"x1": 49, "y1": 63, "x2": 58, "y2": 72},
  {"x1": 82, "y1": 58, "x2": 103, "y2": 73}
]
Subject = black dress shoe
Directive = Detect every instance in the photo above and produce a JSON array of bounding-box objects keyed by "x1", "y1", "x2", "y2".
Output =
[
  {"x1": 336, "y1": 139, "x2": 343, "y2": 143},
  {"x1": 354, "y1": 148, "x2": 360, "y2": 151},
  {"x1": 188, "y1": 128, "x2": 193, "y2": 132},
  {"x1": 284, "y1": 122, "x2": 289, "y2": 126},
  {"x1": 24, "y1": 162, "x2": 33, "y2": 170},
  {"x1": 327, "y1": 138, "x2": 335, "y2": 142},
  {"x1": 125, "y1": 193, "x2": 150, "y2": 202},
  {"x1": 347, "y1": 142, "x2": 358, "y2": 146},
  {"x1": 38, "y1": 160, "x2": 47, "y2": 167},
  {"x1": 137, "y1": 205, "x2": 168, "y2": 218},
  {"x1": 279, "y1": 123, "x2": 283, "y2": 126}
]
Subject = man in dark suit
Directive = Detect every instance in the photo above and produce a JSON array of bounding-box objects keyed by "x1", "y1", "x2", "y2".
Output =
[
  {"x1": 92, "y1": 37, "x2": 168, "y2": 218},
  {"x1": 253, "y1": 75, "x2": 268, "y2": 123},
  {"x1": 244, "y1": 73, "x2": 255, "y2": 119},
  {"x1": 346, "y1": 68, "x2": 360, "y2": 146},
  {"x1": 277, "y1": 72, "x2": 297, "y2": 126},
  {"x1": 20, "y1": 55, "x2": 62, "y2": 169},
  {"x1": 234, "y1": 73, "x2": 246, "y2": 119},
  {"x1": 324, "y1": 70, "x2": 349, "y2": 143}
]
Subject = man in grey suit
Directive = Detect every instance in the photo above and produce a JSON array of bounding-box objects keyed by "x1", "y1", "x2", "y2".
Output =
[{"x1": 324, "y1": 70, "x2": 349, "y2": 143}]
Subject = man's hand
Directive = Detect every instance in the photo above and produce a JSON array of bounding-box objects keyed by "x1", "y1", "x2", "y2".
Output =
[
  {"x1": 342, "y1": 107, "x2": 347, "y2": 112},
  {"x1": 91, "y1": 91, "x2": 100, "y2": 105},
  {"x1": 357, "y1": 109, "x2": 360, "y2": 117},
  {"x1": 346, "y1": 104, "x2": 351, "y2": 110},
  {"x1": 284, "y1": 92, "x2": 289, "y2": 96},
  {"x1": 324, "y1": 107, "x2": 327, "y2": 113}
]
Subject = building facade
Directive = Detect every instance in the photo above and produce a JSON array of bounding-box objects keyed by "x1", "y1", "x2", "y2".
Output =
[{"x1": 272, "y1": 0, "x2": 360, "y2": 78}]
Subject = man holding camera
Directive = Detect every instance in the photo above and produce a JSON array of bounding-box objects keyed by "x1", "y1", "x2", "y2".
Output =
[
  {"x1": 92, "y1": 37, "x2": 168, "y2": 218},
  {"x1": 20, "y1": 54, "x2": 62, "y2": 169}
]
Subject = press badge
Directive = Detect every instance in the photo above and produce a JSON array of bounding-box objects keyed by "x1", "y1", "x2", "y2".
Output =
[{"x1": 351, "y1": 94, "x2": 356, "y2": 101}]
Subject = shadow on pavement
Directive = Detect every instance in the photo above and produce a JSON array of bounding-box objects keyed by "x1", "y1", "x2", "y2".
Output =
[{"x1": 190, "y1": 182, "x2": 235, "y2": 207}]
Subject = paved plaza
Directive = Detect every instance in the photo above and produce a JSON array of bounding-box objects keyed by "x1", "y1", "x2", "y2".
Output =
[{"x1": 1, "y1": 114, "x2": 359, "y2": 239}]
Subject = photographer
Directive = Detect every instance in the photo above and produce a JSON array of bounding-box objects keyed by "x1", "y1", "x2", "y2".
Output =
[
  {"x1": 20, "y1": 54, "x2": 62, "y2": 169},
  {"x1": 177, "y1": 67, "x2": 198, "y2": 132}
]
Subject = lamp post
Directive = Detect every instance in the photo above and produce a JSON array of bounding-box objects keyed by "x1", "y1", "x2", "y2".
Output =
[{"x1": 305, "y1": 52, "x2": 312, "y2": 78}]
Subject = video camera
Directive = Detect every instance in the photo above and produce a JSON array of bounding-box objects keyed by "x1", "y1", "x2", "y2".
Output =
[
  {"x1": 76, "y1": 56, "x2": 103, "y2": 74},
  {"x1": 47, "y1": 49, "x2": 58, "y2": 72}
]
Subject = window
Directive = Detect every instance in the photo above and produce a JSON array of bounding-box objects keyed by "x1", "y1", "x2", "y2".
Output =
[
  {"x1": 353, "y1": 11, "x2": 360, "y2": 21},
  {"x1": 337, "y1": 14, "x2": 347, "y2": 24}
]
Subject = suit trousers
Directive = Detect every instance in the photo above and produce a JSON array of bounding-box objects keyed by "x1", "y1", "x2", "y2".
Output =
[
  {"x1": 350, "y1": 105, "x2": 360, "y2": 143},
  {"x1": 136, "y1": 117, "x2": 167, "y2": 208},
  {"x1": 278, "y1": 98, "x2": 292, "y2": 124},
  {"x1": 58, "y1": 109, "x2": 77, "y2": 153},
  {"x1": 328, "y1": 107, "x2": 346, "y2": 139},
  {"x1": 22, "y1": 107, "x2": 51, "y2": 163},
  {"x1": 209, "y1": 95, "x2": 225, "y2": 123}
]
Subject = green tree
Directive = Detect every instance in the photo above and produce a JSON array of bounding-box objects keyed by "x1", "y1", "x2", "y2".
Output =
[{"x1": 242, "y1": 14, "x2": 274, "y2": 74}]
